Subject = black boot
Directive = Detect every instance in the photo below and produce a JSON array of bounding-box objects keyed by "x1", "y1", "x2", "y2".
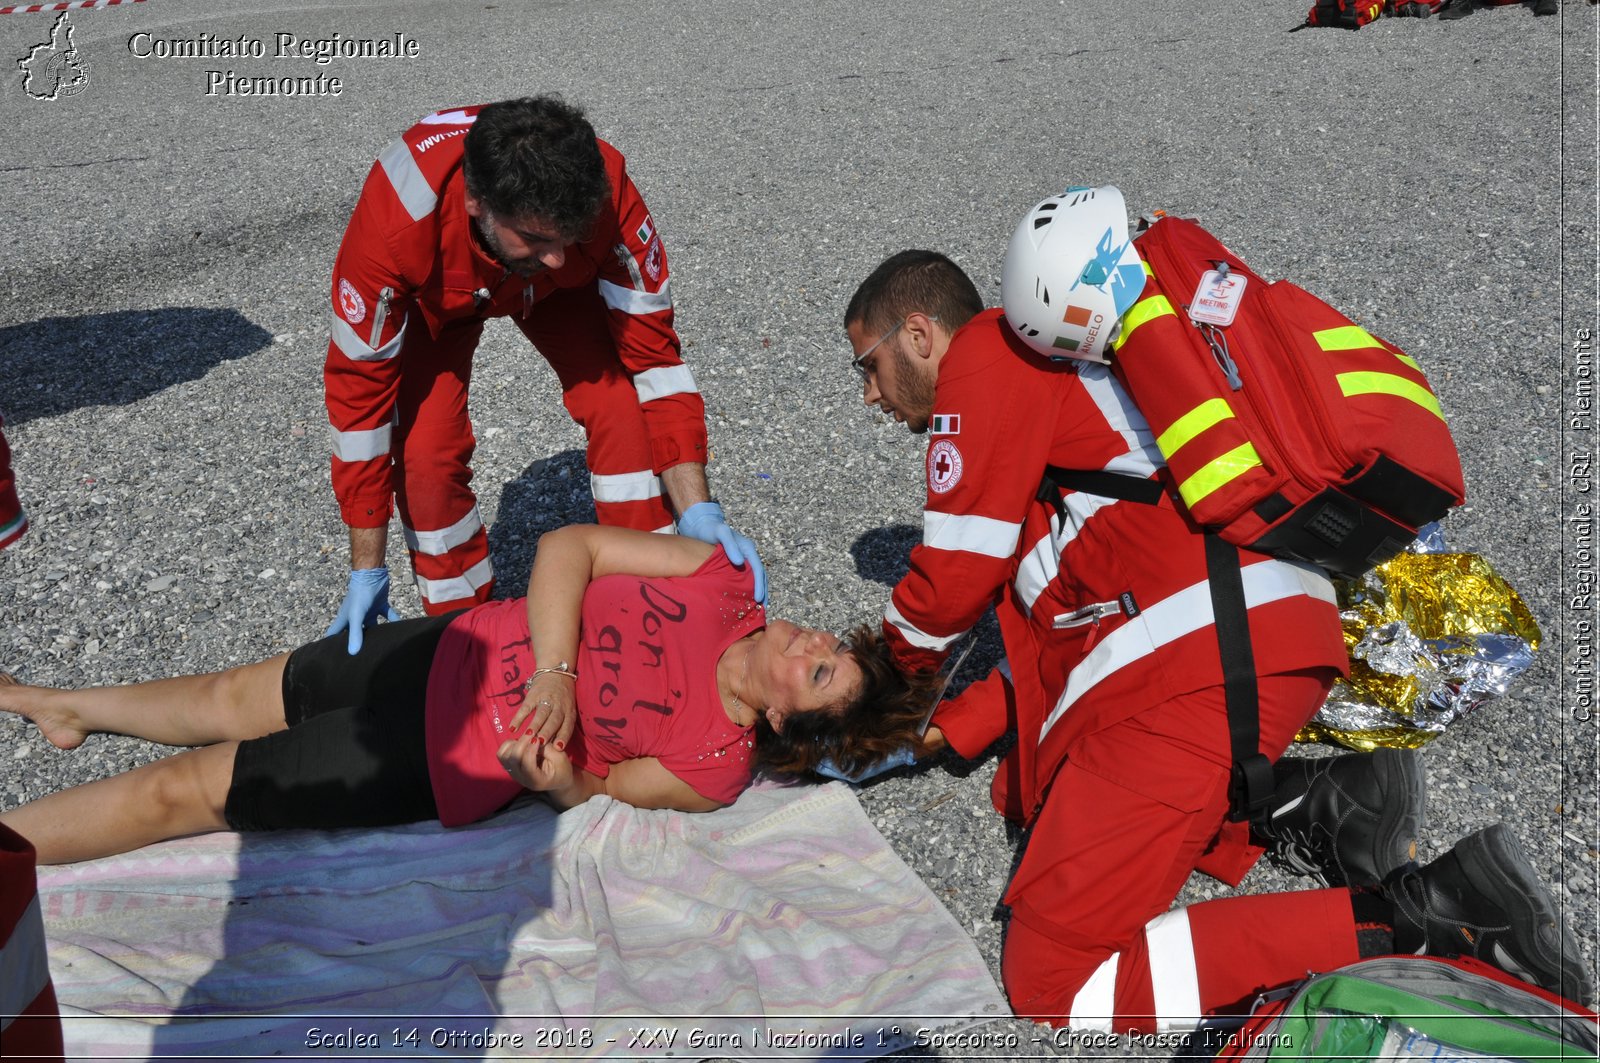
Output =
[
  {"x1": 1387, "y1": 824, "x2": 1594, "y2": 1006},
  {"x1": 1252, "y1": 748, "x2": 1425, "y2": 888},
  {"x1": 1439, "y1": 0, "x2": 1480, "y2": 16}
]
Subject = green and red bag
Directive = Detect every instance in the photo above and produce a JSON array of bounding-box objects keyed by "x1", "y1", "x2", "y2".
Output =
[{"x1": 1213, "y1": 956, "x2": 1597, "y2": 1060}]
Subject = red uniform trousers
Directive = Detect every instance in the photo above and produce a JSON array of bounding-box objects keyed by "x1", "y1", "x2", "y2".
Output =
[
  {"x1": 0, "y1": 415, "x2": 27, "y2": 551},
  {"x1": 399, "y1": 286, "x2": 674, "y2": 615},
  {"x1": 1001, "y1": 669, "x2": 1362, "y2": 1033},
  {"x1": 1, "y1": 824, "x2": 64, "y2": 1061}
]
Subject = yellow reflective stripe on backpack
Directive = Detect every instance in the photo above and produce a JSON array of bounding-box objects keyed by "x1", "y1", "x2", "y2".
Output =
[
  {"x1": 1157, "y1": 397, "x2": 1236, "y2": 459},
  {"x1": 1112, "y1": 294, "x2": 1176, "y2": 352},
  {"x1": 1315, "y1": 324, "x2": 1422, "y2": 371},
  {"x1": 1314, "y1": 325, "x2": 1380, "y2": 352},
  {"x1": 1337, "y1": 372, "x2": 1444, "y2": 419},
  {"x1": 1176, "y1": 442, "x2": 1263, "y2": 509}
]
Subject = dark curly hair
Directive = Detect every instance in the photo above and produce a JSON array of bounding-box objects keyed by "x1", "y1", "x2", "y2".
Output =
[
  {"x1": 753, "y1": 624, "x2": 943, "y2": 778},
  {"x1": 462, "y1": 96, "x2": 611, "y2": 241}
]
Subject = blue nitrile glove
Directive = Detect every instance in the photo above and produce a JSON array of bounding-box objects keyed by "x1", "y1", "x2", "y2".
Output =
[
  {"x1": 324, "y1": 566, "x2": 401, "y2": 655},
  {"x1": 815, "y1": 746, "x2": 920, "y2": 783},
  {"x1": 677, "y1": 500, "x2": 767, "y2": 603}
]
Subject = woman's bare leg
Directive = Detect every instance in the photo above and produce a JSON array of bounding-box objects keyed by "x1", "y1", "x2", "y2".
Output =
[
  {"x1": 0, "y1": 741, "x2": 239, "y2": 865},
  {"x1": 0, "y1": 654, "x2": 290, "y2": 749}
]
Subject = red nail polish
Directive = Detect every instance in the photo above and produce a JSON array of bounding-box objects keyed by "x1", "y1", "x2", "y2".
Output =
[
  {"x1": 534, "y1": 736, "x2": 545, "y2": 745},
  {"x1": 554, "y1": 740, "x2": 565, "y2": 752}
]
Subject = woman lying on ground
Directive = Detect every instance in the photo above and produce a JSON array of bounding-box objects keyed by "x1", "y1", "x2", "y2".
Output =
[{"x1": 0, "y1": 525, "x2": 938, "y2": 865}]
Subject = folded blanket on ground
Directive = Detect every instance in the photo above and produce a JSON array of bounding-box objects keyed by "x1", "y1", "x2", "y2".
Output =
[{"x1": 37, "y1": 779, "x2": 1007, "y2": 1060}]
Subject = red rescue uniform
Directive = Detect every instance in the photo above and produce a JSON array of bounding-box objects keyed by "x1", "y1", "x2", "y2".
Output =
[
  {"x1": 324, "y1": 105, "x2": 707, "y2": 612},
  {"x1": 887, "y1": 310, "x2": 1359, "y2": 1032},
  {"x1": 1, "y1": 823, "x2": 64, "y2": 1061},
  {"x1": 0, "y1": 414, "x2": 26, "y2": 551}
]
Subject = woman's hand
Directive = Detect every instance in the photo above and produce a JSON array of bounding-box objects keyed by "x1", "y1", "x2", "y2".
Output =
[
  {"x1": 498, "y1": 731, "x2": 574, "y2": 794},
  {"x1": 509, "y1": 673, "x2": 576, "y2": 749}
]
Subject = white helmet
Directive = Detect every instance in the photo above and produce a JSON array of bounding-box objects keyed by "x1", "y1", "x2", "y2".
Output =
[{"x1": 1001, "y1": 185, "x2": 1147, "y2": 364}]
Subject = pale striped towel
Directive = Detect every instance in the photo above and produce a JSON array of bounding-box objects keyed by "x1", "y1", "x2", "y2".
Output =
[{"x1": 36, "y1": 779, "x2": 1007, "y2": 1060}]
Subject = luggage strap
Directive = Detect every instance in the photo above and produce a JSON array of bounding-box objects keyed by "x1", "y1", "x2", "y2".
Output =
[
  {"x1": 1038, "y1": 466, "x2": 1274, "y2": 825},
  {"x1": 1204, "y1": 533, "x2": 1274, "y2": 824},
  {"x1": 1036, "y1": 466, "x2": 1165, "y2": 514}
]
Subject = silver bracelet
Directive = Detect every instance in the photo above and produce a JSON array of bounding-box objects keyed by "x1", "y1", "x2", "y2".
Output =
[{"x1": 524, "y1": 663, "x2": 577, "y2": 691}]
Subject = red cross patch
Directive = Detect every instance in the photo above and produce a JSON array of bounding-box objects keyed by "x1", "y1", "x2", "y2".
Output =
[
  {"x1": 337, "y1": 278, "x2": 366, "y2": 325},
  {"x1": 927, "y1": 439, "x2": 964, "y2": 494}
]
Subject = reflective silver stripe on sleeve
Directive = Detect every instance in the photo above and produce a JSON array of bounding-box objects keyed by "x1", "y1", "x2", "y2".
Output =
[
  {"x1": 598, "y1": 277, "x2": 673, "y2": 316},
  {"x1": 331, "y1": 310, "x2": 406, "y2": 362},
  {"x1": 0, "y1": 894, "x2": 51, "y2": 1023},
  {"x1": 1013, "y1": 492, "x2": 1117, "y2": 612},
  {"x1": 884, "y1": 598, "x2": 968, "y2": 653},
  {"x1": 377, "y1": 136, "x2": 438, "y2": 222},
  {"x1": 401, "y1": 506, "x2": 485, "y2": 557},
  {"x1": 633, "y1": 364, "x2": 699, "y2": 403},
  {"x1": 922, "y1": 511, "x2": 1022, "y2": 560},
  {"x1": 418, "y1": 109, "x2": 476, "y2": 125},
  {"x1": 590, "y1": 469, "x2": 664, "y2": 504},
  {"x1": 330, "y1": 421, "x2": 393, "y2": 463},
  {"x1": 1145, "y1": 909, "x2": 1202, "y2": 1032},
  {"x1": 1076, "y1": 363, "x2": 1163, "y2": 475},
  {"x1": 1067, "y1": 951, "x2": 1118, "y2": 1033},
  {"x1": 1038, "y1": 560, "x2": 1336, "y2": 744},
  {"x1": 412, "y1": 557, "x2": 494, "y2": 607}
]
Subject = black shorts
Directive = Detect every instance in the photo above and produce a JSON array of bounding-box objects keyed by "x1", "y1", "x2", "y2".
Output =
[{"x1": 223, "y1": 612, "x2": 462, "y2": 832}]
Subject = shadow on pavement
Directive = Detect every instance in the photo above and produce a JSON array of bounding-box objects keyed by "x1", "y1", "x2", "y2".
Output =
[
  {"x1": 486, "y1": 449, "x2": 594, "y2": 596},
  {"x1": 0, "y1": 308, "x2": 273, "y2": 423},
  {"x1": 849, "y1": 523, "x2": 921, "y2": 587}
]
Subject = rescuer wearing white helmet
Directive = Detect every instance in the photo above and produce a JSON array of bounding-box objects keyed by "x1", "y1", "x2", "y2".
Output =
[
  {"x1": 999, "y1": 185, "x2": 1146, "y2": 365},
  {"x1": 835, "y1": 187, "x2": 1588, "y2": 1032}
]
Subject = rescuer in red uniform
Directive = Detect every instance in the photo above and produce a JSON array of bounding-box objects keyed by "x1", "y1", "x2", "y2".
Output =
[
  {"x1": 322, "y1": 96, "x2": 763, "y2": 651},
  {"x1": 0, "y1": 415, "x2": 26, "y2": 552},
  {"x1": 838, "y1": 192, "x2": 1589, "y2": 1029}
]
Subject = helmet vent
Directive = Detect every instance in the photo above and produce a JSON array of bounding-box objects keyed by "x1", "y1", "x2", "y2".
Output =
[
  {"x1": 1033, "y1": 215, "x2": 1051, "y2": 230},
  {"x1": 1040, "y1": 285, "x2": 1050, "y2": 306},
  {"x1": 1039, "y1": 202, "x2": 1058, "y2": 212}
]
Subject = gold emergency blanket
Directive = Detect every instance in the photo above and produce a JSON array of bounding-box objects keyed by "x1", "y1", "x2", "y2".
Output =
[{"x1": 1298, "y1": 537, "x2": 1542, "y2": 751}]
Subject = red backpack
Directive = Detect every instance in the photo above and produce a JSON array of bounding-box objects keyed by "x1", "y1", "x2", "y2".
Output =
[
  {"x1": 1304, "y1": 0, "x2": 1387, "y2": 26},
  {"x1": 1102, "y1": 214, "x2": 1465, "y2": 579}
]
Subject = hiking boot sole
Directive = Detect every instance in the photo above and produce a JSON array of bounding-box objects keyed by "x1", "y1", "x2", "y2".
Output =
[{"x1": 1452, "y1": 824, "x2": 1595, "y2": 1006}]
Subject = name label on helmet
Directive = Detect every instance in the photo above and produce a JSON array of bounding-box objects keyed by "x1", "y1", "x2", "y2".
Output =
[{"x1": 1189, "y1": 270, "x2": 1247, "y2": 327}]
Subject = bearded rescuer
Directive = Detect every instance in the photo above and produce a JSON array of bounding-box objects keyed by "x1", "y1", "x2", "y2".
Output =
[{"x1": 839, "y1": 188, "x2": 1590, "y2": 1030}]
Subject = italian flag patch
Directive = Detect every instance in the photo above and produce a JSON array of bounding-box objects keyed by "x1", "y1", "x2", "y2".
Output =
[{"x1": 929, "y1": 414, "x2": 960, "y2": 435}]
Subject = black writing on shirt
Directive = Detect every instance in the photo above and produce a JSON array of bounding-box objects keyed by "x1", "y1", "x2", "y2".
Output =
[
  {"x1": 499, "y1": 634, "x2": 531, "y2": 707},
  {"x1": 489, "y1": 634, "x2": 533, "y2": 733},
  {"x1": 584, "y1": 580, "x2": 692, "y2": 742}
]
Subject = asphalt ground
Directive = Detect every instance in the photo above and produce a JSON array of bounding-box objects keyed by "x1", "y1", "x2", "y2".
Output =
[{"x1": 0, "y1": 0, "x2": 1596, "y2": 1058}]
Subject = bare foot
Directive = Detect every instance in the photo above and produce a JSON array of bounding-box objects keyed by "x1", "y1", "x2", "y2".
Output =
[{"x1": 0, "y1": 672, "x2": 89, "y2": 750}]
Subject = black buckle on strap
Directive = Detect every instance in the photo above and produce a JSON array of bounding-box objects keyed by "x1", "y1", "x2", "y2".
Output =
[{"x1": 1228, "y1": 753, "x2": 1276, "y2": 824}]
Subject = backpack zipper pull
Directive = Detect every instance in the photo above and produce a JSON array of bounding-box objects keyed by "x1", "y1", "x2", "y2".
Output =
[{"x1": 1200, "y1": 322, "x2": 1243, "y2": 390}]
